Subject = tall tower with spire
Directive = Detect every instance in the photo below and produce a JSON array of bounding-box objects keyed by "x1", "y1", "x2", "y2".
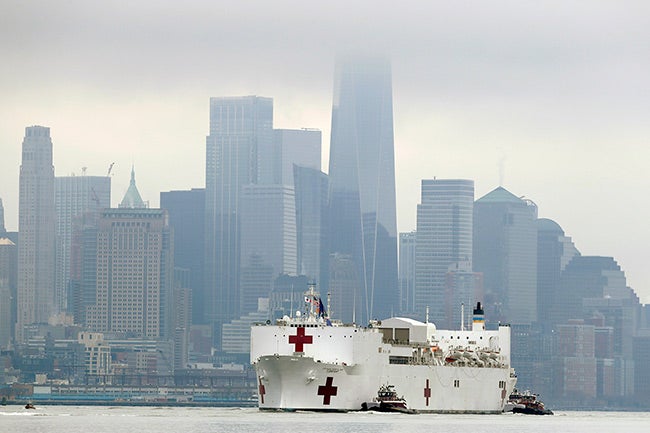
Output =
[
  {"x1": 119, "y1": 166, "x2": 146, "y2": 208},
  {"x1": 327, "y1": 56, "x2": 398, "y2": 323},
  {"x1": 17, "y1": 126, "x2": 56, "y2": 342},
  {"x1": 86, "y1": 168, "x2": 173, "y2": 339}
]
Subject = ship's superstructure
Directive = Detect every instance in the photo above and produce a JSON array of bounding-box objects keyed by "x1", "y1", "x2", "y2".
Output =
[{"x1": 250, "y1": 285, "x2": 516, "y2": 413}]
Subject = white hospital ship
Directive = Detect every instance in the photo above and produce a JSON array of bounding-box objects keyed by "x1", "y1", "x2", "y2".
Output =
[{"x1": 250, "y1": 285, "x2": 516, "y2": 413}]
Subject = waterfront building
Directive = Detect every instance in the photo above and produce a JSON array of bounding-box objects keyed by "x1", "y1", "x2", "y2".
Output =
[
  {"x1": 473, "y1": 186, "x2": 538, "y2": 326},
  {"x1": 78, "y1": 332, "x2": 112, "y2": 378},
  {"x1": 205, "y1": 96, "x2": 273, "y2": 346},
  {"x1": 327, "y1": 55, "x2": 398, "y2": 323},
  {"x1": 414, "y1": 179, "x2": 474, "y2": 324},
  {"x1": 554, "y1": 320, "x2": 597, "y2": 400},
  {"x1": 17, "y1": 126, "x2": 56, "y2": 342}
]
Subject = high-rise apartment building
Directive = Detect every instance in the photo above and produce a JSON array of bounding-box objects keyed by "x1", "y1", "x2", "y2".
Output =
[
  {"x1": 415, "y1": 179, "x2": 474, "y2": 324},
  {"x1": 473, "y1": 187, "x2": 538, "y2": 326},
  {"x1": 205, "y1": 96, "x2": 273, "y2": 345},
  {"x1": 160, "y1": 188, "x2": 205, "y2": 325},
  {"x1": 55, "y1": 174, "x2": 110, "y2": 313},
  {"x1": 327, "y1": 56, "x2": 398, "y2": 323},
  {"x1": 86, "y1": 171, "x2": 173, "y2": 340},
  {"x1": 17, "y1": 126, "x2": 56, "y2": 342}
]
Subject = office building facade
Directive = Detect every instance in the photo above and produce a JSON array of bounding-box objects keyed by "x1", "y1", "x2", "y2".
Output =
[
  {"x1": 205, "y1": 96, "x2": 273, "y2": 345},
  {"x1": 414, "y1": 179, "x2": 474, "y2": 324},
  {"x1": 87, "y1": 173, "x2": 173, "y2": 340},
  {"x1": 160, "y1": 188, "x2": 205, "y2": 325},
  {"x1": 473, "y1": 187, "x2": 538, "y2": 326},
  {"x1": 55, "y1": 174, "x2": 110, "y2": 314}
]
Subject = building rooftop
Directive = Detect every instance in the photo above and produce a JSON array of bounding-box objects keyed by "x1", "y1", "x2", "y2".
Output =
[
  {"x1": 119, "y1": 166, "x2": 146, "y2": 209},
  {"x1": 475, "y1": 186, "x2": 522, "y2": 204}
]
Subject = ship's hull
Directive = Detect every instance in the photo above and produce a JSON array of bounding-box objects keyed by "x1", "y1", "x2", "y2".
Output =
[{"x1": 255, "y1": 354, "x2": 515, "y2": 413}]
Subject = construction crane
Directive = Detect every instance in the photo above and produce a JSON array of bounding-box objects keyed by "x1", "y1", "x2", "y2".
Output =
[
  {"x1": 90, "y1": 187, "x2": 100, "y2": 207},
  {"x1": 107, "y1": 162, "x2": 115, "y2": 177}
]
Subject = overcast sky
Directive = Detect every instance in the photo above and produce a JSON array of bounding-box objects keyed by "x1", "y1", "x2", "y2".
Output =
[{"x1": 1, "y1": 1, "x2": 649, "y2": 301}]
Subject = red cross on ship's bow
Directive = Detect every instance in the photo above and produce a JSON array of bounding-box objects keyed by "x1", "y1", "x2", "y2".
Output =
[
  {"x1": 288, "y1": 326, "x2": 313, "y2": 352},
  {"x1": 317, "y1": 376, "x2": 338, "y2": 405}
]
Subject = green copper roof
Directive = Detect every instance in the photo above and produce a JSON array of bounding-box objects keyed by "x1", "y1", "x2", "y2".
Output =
[
  {"x1": 119, "y1": 166, "x2": 146, "y2": 208},
  {"x1": 475, "y1": 186, "x2": 523, "y2": 204}
]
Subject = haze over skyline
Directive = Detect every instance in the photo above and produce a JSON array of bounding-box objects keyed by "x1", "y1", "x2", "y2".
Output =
[{"x1": 1, "y1": 1, "x2": 649, "y2": 301}]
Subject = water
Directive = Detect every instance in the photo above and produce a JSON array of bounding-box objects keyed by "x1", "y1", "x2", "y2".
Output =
[{"x1": 1, "y1": 406, "x2": 649, "y2": 433}]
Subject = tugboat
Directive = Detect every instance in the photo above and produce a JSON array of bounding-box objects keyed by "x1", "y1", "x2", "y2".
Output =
[
  {"x1": 361, "y1": 385, "x2": 417, "y2": 414},
  {"x1": 506, "y1": 389, "x2": 553, "y2": 415}
]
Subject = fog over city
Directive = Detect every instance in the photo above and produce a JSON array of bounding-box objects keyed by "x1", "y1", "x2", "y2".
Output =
[{"x1": 1, "y1": 1, "x2": 649, "y2": 300}]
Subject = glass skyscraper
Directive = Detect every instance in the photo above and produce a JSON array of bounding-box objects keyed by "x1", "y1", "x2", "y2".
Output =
[
  {"x1": 415, "y1": 179, "x2": 474, "y2": 325},
  {"x1": 327, "y1": 56, "x2": 398, "y2": 323},
  {"x1": 205, "y1": 96, "x2": 273, "y2": 346}
]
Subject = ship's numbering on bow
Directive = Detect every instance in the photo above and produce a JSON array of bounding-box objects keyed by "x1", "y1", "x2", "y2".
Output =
[{"x1": 250, "y1": 284, "x2": 516, "y2": 413}]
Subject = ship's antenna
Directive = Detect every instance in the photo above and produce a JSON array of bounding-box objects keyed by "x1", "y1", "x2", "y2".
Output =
[
  {"x1": 461, "y1": 303, "x2": 465, "y2": 331},
  {"x1": 290, "y1": 284, "x2": 294, "y2": 318},
  {"x1": 425, "y1": 306, "x2": 429, "y2": 324},
  {"x1": 327, "y1": 291, "x2": 332, "y2": 319},
  {"x1": 353, "y1": 289, "x2": 356, "y2": 324}
]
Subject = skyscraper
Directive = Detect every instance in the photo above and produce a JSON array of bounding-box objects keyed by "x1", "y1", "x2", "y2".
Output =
[
  {"x1": 293, "y1": 166, "x2": 328, "y2": 288},
  {"x1": 273, "y1": 129, "x2": 322, "y2": 186},
  {"x1": 239, "y1": 184, "x2": 296, "y2": 315},
  {"x1": 327, "y1": 56, "x2": 398, "y2": 323},
  {"x1": 55, "y1": 174, "x2": 110, "y2": 314},
  {"x1": 160, "y1": 188, "x2": 205, "y2": 325},
  {"x1": 205, "y1": 96, "x2": 273, "y2": 346},
  {"x1": 17, "y1": 126, "x2": 56, "y2": 342},
  {"x1": 473, "y1": 186, "x2": 538, "y2": 325},
  {"x1": 0, "y1": 230, "x2": 17, "y2": 349},
  {"x1": 398, "y1": 231, "x2": 417, "y2": 316},
  {"x1": 86, "y1": 170, "x2": 173, "y2": 339},
  {"x1": 537, "y1": 218, "x2": 579, "y2": 329},
  {"x1": 414, "y1": 179, "x2": 474, "y2": 324}
]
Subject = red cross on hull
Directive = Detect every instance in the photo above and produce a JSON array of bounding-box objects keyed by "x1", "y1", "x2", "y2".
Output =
[
  {"x1": 258, "y1": 377, "x2": 266, "y2": 404},
  {"x1": 288, "y1": 326, "x2": 313, "y2": 352},
  {"x1": 317, "y1": 376, "x2": 338, "y2": 405},
  {"x1": 424, "y1": 379, "x2": 431, "y2": 406}
]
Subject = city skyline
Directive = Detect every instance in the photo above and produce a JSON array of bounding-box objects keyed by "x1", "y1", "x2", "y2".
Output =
[{"x1": 1, "y1": 1, "x2": 649, "y2": 302}]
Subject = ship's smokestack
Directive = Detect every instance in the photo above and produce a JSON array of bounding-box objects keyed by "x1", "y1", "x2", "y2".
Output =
[{"x1": 472, "y1": 302, "x2": 485, "y2": 331}]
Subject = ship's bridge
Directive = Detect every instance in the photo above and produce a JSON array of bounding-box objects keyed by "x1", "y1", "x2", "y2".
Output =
[{"x1": 376, "y1": 317, "x2": 436, "y2": 345}]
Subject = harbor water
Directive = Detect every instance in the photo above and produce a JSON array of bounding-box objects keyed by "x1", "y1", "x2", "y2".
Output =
[{"x1": 1, "y1": 405, "x2": 649, "y2": 433}]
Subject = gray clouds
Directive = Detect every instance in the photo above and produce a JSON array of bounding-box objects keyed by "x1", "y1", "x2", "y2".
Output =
[{"x1": 1, "y1": 0, "x2": 649, "y2": 299}]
